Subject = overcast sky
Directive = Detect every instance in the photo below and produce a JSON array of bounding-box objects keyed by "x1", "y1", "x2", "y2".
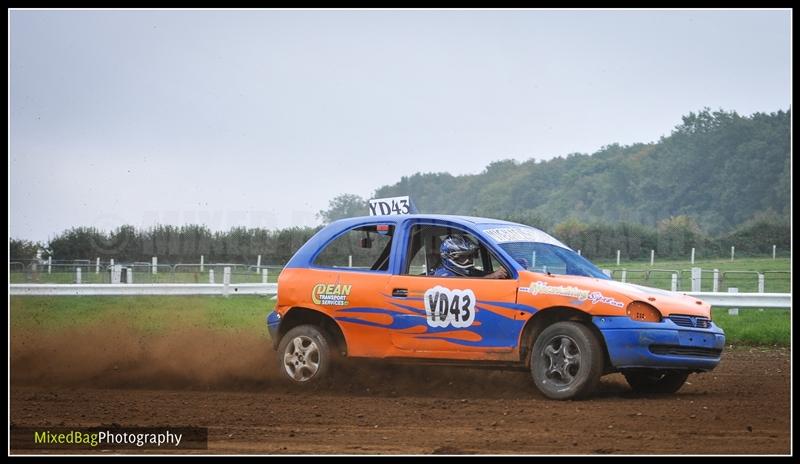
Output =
[{"x1": 9, "y1": 9, "x2": 791, "y2": 242}]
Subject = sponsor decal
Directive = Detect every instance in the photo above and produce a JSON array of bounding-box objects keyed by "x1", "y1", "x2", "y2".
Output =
[
  {"x1": 525, "y1": 281, "x2": 590, "y2": 300},
  {"x1": 423, "y1": 285, "x2": 476, "y2": 328},
  {"x1": 376, "y1": 224, "x2": 390, "y2": 235},
  {"x1": 483, "y1": 226, "x2": 569, "y2": 248},
  {"x1": 311, "y1": 283, "x2": 352, "y2": 306},
  {"x1": 521, "y1": 281, "x2": 624, "y2": 308},
  {"x1": 587, "y1": 291, "x2": 625, "y2": 308}
]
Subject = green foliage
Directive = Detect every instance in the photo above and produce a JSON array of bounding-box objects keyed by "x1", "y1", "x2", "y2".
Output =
[
  {"x1": 10, "y1": 239, "x2": 40, "y2": 261},
  {"x1": 656, "y1": 215, "x2": 707, "y2": 258},
  {"x1": 317, "y1": 193, "x2": 368, "y2": 224},
  {"x1": 47, "y1": 227, "x2": 109, "y2": 260},
  {"x1": 717, "y1": 211, "x2": 790, "y2": 256},
  {"x1": 546, "y1": 217, "x2": 788, "y2": 261},
  {"x1": 373, "y1": 109, "x2": 790, "y2": 235},
  {"x1": 46, "y1": 224, "x2": 322, "y2": 264}
]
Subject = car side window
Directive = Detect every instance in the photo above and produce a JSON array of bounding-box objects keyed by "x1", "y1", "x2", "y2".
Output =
[
  {"x1": 406, "y1": 238, "x2": 428, "y2": 275},
  {"x1": 403, "y1": 224, "x2": 510, "y2": 278},
  {"x1": 314, "y1": 224, "x2": 395, "y2": 271}
]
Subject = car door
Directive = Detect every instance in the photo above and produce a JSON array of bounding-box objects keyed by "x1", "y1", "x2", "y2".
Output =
[
  {"x1": 307, "y1": 222, "x2": 398, "y2": 358},
  {"x1": 385, "y1": 222, "x2": 523, "y2": 359}
]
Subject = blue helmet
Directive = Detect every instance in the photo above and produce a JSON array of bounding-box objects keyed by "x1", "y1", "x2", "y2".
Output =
[{"x1": 440, "y1": 235, "x2": 479, "y2": 276}]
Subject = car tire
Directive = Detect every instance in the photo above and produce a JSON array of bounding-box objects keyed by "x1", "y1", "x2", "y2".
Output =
[
  {"x1": 530, "y1": 321, "x2": 604, "y2": 400},
  {"x1": 623, "y1": 370, "x2": 690, "y2": 394},
  {"x1": 277, "y1": 324, "x2": 332, "y2": 386}
]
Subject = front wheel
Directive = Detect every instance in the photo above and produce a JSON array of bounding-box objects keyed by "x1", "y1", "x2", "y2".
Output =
[
  {"x1": 623, "y1": 370, "x2": 689, "y2": 394},
  {"x1": 530, "y1": 321, "x2": 604, "y2": 400},
  {"x1": 277, "y1": 325, "x2": 332, "y2": 386}
]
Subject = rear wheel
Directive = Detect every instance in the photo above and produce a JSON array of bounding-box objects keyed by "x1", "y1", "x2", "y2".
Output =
[
  {"x1": 624, "y1": 370, "x2": 689, "y2": 394},
  {"x1": 530, "y1": 321, "x2": 604, "y2": 400},
  {"x1": 277, "y1": 325, "x2": 331, "y2": 386}
]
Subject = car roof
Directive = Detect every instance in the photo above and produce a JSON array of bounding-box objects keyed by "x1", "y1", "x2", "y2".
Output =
[
  {"x1": 330, "y1": 214, "x2": 570, "y2": 251},
  {"x1": 329, "y1": 214, "x2": 525, "y2": 228},
  {"x1": 285, "y1": 213, "x2": 570, "y2": 270}
]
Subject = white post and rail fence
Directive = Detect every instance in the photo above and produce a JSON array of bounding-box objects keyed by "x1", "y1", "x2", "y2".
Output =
[
  {"x1": 9, "y1": 266, "x2": 790, "y2": 309},
  {"x1": 10, "y1": 254, "x2": 790, "y2": 309},
  {"x1": 10, "y1": 283, "x2": 279, "y2": 297},
  {"x1": 11, "y1": 266, "x2": 278, "y2": 297}
]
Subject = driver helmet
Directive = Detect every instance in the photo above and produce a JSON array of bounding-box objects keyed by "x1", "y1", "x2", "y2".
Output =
[{"x1": 440, "y1": 235, "x2": 479, "y2": 276}]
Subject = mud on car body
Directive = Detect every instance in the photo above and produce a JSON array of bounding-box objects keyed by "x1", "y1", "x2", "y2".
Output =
[{"x1": 267, "y1": 214, "x2": 725, "y2": 400}]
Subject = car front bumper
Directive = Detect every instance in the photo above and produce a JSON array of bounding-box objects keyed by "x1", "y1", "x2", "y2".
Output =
[{"x1": 593, "y1": 316, "x2": 725, "y2": 371}]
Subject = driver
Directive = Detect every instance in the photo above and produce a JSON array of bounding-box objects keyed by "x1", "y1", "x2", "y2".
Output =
[{"x1": 433, "y1": 234, "x2": 508, "y2": 279}]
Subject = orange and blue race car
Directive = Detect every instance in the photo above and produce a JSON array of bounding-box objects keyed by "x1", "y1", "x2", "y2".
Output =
[{"x1": 267, "y1": 214, "x2": 725, "y2": 400}]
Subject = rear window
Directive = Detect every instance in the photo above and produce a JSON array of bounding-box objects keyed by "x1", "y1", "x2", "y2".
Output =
[{"x1": 314, "y1": 224, "x2": 395, "y2": 272}]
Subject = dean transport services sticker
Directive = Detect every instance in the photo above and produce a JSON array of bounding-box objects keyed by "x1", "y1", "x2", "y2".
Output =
[{"x1": 311, "y1": 283, "x2": 352, "y2": 306}]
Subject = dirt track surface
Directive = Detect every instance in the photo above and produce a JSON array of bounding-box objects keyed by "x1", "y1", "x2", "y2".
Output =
[{"x1": 10, "y1": 326, "x2": 791, "y2": 455}]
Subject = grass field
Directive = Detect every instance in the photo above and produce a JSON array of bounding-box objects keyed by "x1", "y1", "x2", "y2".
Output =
[
  {"x1": 710, "y1": 308, "x2": 790, "y2": 346},
  {"x1": 593, "y1": 256, "x2": 791, "y2": 273},
  {"x1": 10, "y1": 295, "x2": 789, "y2": 346},
  {"x1": 10, "y1": 296, "x2": 275, "y2": 336}
]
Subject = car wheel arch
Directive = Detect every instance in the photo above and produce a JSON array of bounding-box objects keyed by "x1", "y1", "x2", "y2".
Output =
[
  {"x1": 518, "y1": 306, "x2": 611, "y2": 371},
  {"x1": 278, "y1": 307, "x2": 348, "y2": 357}
]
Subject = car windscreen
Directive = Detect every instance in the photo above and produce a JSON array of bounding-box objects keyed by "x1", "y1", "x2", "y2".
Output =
[{"x1": 498, "y1": 242, "x2": 610, "y2": 279}]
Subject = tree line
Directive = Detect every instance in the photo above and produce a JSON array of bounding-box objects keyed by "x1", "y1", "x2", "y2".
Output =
[
  {"x1": 10, "y1": 212, "x2": 788, "y2": 264},
  {"x1": 551, "y1": 213, "x2": 789, "y2": 261},
  {"x1": 373, "y1": 108, "x2": 790, "y2": 236},
  {"x1": 10, "y1": 225, "x2": 321, "y2": 264}
]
